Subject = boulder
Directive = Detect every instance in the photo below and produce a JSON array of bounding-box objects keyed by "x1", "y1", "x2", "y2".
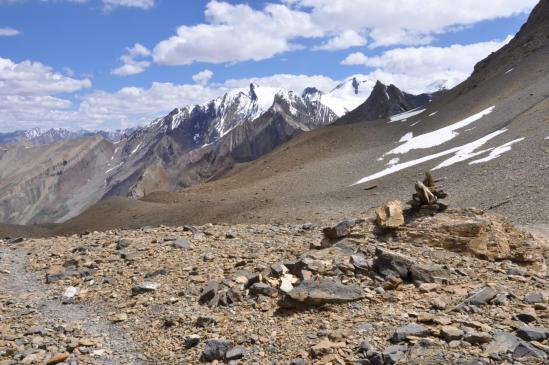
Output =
[
  {"x1": 375, "y1": 200, "x2": 404, "y2": 229},
  {"x1": 322, "y1": 219, "x2": 359, "y2": 239},
  {"x1": 391, "y1": 324, "x2": 430, "y2": 342},
  {"x1": 372, "y1": 248, "x2": 413, "y2": 280},
  {"x1": 249, "y1": 283, "x2": 277, "y2": 297},
  {"x1": 465, "y1": 287, "x2": 497, "y2": 305},
  {"x1": 516, "y1": 326, "x2": 549, "y2": 341},
  {"x1": 287, "y1": 279, "x2": 365, "y2": 305},
  {"x1": 201, "y1": 339, "x2": 233, "y2": 361}
]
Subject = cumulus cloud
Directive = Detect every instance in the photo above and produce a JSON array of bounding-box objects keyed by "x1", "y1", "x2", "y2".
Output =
[
  {"x1": 289, "y1": 0, "x2": 536, "y2": 48},
  {"x1": 312, "y1": 30, "x2": 367, "y2": 51},
  {"x1": 192, "y1": 69, "x2": 214, "y2": 85},
  {"x1": 111, "y1": 43, "x2": 151, "y2": 76},
  {"x1": 0, "y1": 27, "x2": 20, "y2": 36},
  {"x1": 342, "y1": 36, "x2": 513, "y2": 93},
  {"x1": 153, "y1": 1, "x2": 322, "y2": 65},
  {"x1": 0, "y1": 57, "x2": 92, "y2": 131},
  {"x1": 0, "y1": 57, "x2": 91, "y2": 96}
]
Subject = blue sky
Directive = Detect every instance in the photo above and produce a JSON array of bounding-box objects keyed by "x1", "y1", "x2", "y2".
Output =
[{"x1": 0, "y1": 0, "x2": 537, "y2": 131}]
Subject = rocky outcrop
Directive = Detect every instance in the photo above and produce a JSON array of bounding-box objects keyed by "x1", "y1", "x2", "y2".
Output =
[{"x1": 335, "y1": 81, "x2": 432, "y2": 124}]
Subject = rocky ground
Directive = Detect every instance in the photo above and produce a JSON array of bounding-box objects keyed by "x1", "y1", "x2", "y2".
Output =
[{"x1": 1, "y1": 201, "x2": 548, "y2": 364}]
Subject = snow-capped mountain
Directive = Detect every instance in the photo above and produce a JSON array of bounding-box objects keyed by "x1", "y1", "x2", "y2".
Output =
[
  {"x1": 0, "y1": 127, "x2": 129, "y2": 146},
  {"x1": 336, "y1": 81, "x2": 433, "y2": 124},
  {"x1": 316, "y1": 75, "x2": 377, "y2": 116},
  {"x1": 106, "y1": 83, "x2": 338, "y2": 198}
]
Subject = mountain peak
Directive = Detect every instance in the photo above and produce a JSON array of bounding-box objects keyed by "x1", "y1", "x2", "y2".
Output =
[{"x1": 336, "y1": 82, "x2": 431, "y2": 124}]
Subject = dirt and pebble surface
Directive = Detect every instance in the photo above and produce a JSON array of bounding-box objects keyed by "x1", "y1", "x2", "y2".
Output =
[{"x1": 1, "y1": 207, "x2": 548, "y2": 364}]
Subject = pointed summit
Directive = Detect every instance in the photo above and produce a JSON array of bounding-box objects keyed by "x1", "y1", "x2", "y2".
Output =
[{"x1": 336, "y1": 81, "x2": 432, "y2": 124}]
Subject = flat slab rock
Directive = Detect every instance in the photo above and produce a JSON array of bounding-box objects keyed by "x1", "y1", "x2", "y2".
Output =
[{"x1": 287, "y1": 279, "x2": 365, "y2": 305}]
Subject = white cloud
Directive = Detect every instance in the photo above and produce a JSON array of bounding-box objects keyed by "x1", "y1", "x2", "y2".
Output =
[
  {"x1": 0, "y1": 56, "x2": 91, "y2": 131},
  {"x1": 153, "y1": 1, "x2": 322, "y2": 65},
  {"x1": 312, "y1": 30, "x2": 367, "y2": 51},
  {"x1": 112, "y1": 43, "x2": 151, "y2": 76},
  {"x1": 342, "y1": 36, "x2": 513, "y2": 93},
  {"x1": 0, "y1": 57, "x2": 91, "y2": 96},
  {"x1": 289, "y1": 0, "x2": 537, "y2": 48},
  {"x1": 192, "y1": 69, "x2": 214, "y2": 85},
  {"x1": 0, "y1": 27, "x2": 20, "y2": 36},
  {"x1": 102, "y1": 0, "x2": 155, "y2": 11}
]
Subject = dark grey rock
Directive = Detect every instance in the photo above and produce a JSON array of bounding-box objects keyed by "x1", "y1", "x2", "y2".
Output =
[
  {"x1": 287, "y1": 279, "x2": 365, "y2": 305},
  {"x1": 465, "y1": 287, "x2": 497, "y2": 305},
  {"x1": 144, "y1": 269, "x2": 167, "y2": 279},
  {"x1": 131, "y1": 282, "x2": 159, "y2": 295},
  {"x1": 524, "y1": 292, "x2": 547, "y2": 304},
  {"x1": 201, "y1": 339, "x2": 232, "y2": 361},
  {"x1": 195, "y1": 316, "x2": 217, "y2": 328},
  {"x1": 463, "y1": 331, "x2": 491, "y2": 344},
  {"x1": 515, "y1": 310, "x2": 537, "y2": 323},
  {"x1": 391, "y1": 324, "x2": 430, "y2": 342},
  {"x1": 373, "y1": 248, "x2": 413, "y2": 280},
  {"x1": 322, "y1": 219, "x2": 358, "y2": 239},
  {"x1": 225, "y1": 346, "x2": 246, "y2": 360},
  {"x1": 383, "y1": 344, "x2": 408, "y2": 364},
  {"x1": 46, "y1": 271, "x2": 66, "y2": 284},
  {"x1": 7, "y1": 237, "x2": 24, "y2": 244},
  {"x1": 513, "y1": 341, "x2": 546, "y2": 359},
  {"x1": 351, "y1": 255, "x2": 370, "y2": 271},
  {"x1": 115, "y1": 239, "x2": 131, "y2": 250},
  {"x1": 368, "y1": 352, "x2": 384, "y2": 365},
  {"x1": 198, "y1": 281, "x2": 219, "y2": 304},
  {"x1": 249, "y1": 283, "x2": 277, "y2": 297},
  {"x1": 183, "y1": 334, "x2": 200, "y2": 349},
  {"x1": 410, "y1": 264, "x2": 450, "y2": 284},
  {"x1": 516, "y1": 326, "x2": 549, "y2": 341},
  {"x1": 271, "y1": 263, "x2": 287, "y2": 277}
]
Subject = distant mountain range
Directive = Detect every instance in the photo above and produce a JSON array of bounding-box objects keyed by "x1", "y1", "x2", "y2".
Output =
[
  {"x1": 0, "y1": 76, "x2": 431, "y2": 224},
  {"x1": 0, "y1": 127, "x2": 130, "y2": 146}
]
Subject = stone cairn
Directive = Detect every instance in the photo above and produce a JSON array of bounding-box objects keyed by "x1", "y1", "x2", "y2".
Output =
[{"x1": 408, "y1": 172, "x2": 448, "y2": 212}]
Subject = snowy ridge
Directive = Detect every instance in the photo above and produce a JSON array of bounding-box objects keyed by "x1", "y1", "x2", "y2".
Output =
[{"x1": 319, "y1": 75, "x2": 376, "y2": 116}]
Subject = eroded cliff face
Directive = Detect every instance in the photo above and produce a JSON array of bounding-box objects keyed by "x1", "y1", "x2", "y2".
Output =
[{"x1": 0, "y1": 136, "x2": 114, "y2": 224}]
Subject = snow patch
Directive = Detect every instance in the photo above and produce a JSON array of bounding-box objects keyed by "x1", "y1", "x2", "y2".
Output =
[
  {"x1": 105, "y1": 163, "x2": 123, "y2": 174},
  {"x1": 399, "y1": 132, "x2": 414, "y2": 143},
  {"x1": 428, "y1": 111, "x2": 438, "y2": 117},
  {"x1": 351, "y1": 129, "x2": 507, "y2": 186},
  {"x1": 505, "y1": 68, "x2": 514, "y2": 75},
  {"x1": 389, "y1": 108, "x2": 426, "y2": 123},
  {"x1": 130, "y1": 142, "x2": 142, "y2": 155},
  {"x1": 387, "y1": 157, "x2": 400, "y2": 166},
  {"x1": 469, "y1": 138, "x2": 524, "y2": 164},
  {"x1": 387, "y1": 106, "x2": 495, "y2": 155}
]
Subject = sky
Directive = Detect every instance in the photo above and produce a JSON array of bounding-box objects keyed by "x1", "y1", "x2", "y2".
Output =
[{"x1": 0, "y1": 0, "x2": 538, "y2": 132}]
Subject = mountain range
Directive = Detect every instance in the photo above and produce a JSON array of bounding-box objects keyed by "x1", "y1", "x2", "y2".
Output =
[{"x1": 0, "y1": 77, "x2": 429, "y2": 225}]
